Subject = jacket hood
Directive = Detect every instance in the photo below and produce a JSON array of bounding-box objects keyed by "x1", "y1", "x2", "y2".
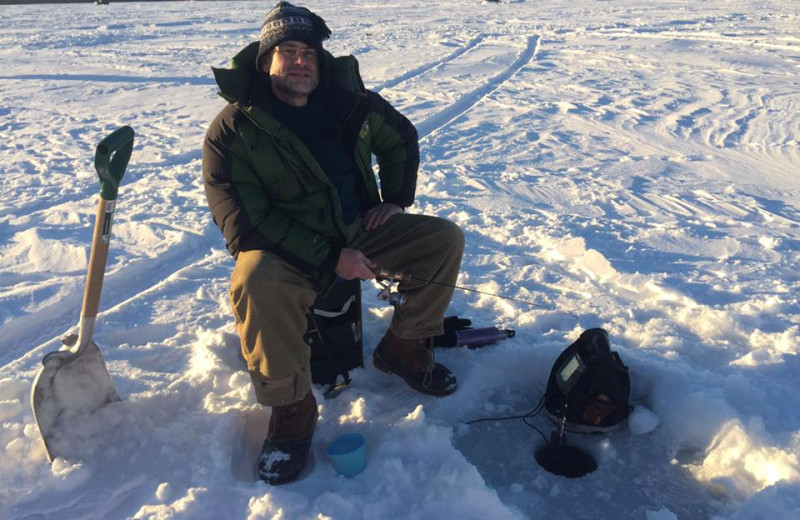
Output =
[{"x1": 212, "y1": 41, "x2": 367, "y2": 109}]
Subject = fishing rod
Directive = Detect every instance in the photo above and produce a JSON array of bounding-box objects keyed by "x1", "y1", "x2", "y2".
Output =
[{"x1": 372, "y1": 268, "x2": 580, "y2": 320}]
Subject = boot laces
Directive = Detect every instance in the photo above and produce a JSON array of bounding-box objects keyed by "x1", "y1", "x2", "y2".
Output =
[
  {"x1": 422, "y1": 362, "x2": 436, "y2": 388},
  {"x1": 420, "y1": 337, "x2": 437, "y2": 388}
]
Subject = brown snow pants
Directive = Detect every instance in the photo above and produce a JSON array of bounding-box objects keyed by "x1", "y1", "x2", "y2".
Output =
[{"x1": 230, "y1": 213, "x2": 465, "y2": 406}]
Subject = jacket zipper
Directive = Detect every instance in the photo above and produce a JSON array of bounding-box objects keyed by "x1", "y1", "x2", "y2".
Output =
[{"x1": 286, "y1": 136, "x2": 348, "y2": 243}]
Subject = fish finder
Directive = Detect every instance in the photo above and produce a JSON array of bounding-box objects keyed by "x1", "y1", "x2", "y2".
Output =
[{"x1": 555, "y1": 351, "x2": 585, "y2": 395}]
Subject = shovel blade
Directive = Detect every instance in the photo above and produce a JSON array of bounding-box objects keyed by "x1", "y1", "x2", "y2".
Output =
[{"x1": 31, "y1": 337, "x2": 120, "y2": 461}]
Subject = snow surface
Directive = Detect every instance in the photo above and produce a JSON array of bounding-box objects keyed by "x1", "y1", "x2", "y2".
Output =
[{"x1": 1, "y1": 0, "x2": 799, "y2": 518}]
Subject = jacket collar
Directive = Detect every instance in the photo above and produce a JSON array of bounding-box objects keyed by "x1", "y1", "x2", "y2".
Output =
[{"x1": 212, "y1": 41, "x2": 367, "y2": 132}]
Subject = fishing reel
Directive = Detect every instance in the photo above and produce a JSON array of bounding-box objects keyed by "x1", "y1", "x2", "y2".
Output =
[{"x1": 374, "y1": 269, "x2": 407, "y2": 307}]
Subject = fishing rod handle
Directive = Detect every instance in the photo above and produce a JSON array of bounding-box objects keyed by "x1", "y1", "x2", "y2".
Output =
[{"x1": 373, "y1": 268, "x2": 412, "y2": 282}]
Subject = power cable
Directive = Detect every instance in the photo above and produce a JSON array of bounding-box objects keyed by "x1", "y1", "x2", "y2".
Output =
[{"x1": 464, "y1": 394, "x2": 550, "y2": 446}]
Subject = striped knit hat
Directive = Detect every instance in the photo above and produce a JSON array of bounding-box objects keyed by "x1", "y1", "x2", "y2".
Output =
[{"x1": 256, "y1": 2, "x2": 331, "y2": 68}]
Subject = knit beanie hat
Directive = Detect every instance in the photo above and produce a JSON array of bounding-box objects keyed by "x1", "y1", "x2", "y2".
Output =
[{"x1": 256, "y1": 2, "x2": 332, "y2": 69}]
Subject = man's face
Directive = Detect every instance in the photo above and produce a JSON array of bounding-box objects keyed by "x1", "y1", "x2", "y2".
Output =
[{"x1": 263, "y1": 40, "x2": 320, "y2": 105}]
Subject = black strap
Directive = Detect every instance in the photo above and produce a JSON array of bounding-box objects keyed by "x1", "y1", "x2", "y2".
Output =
[{"x1": 307, "y1": 309, "x2": 352, "y2": 398}]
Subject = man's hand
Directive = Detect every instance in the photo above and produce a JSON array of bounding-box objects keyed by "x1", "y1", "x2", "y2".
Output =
[
  {"x1": 335, "y1": 248, "x2": 377, "y2": 280},
  {"x1": 364, "y1": 203, "x2": 402, "y2": 231}
]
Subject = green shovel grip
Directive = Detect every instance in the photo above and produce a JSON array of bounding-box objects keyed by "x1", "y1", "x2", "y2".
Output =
[{"x1": 94, "y1": 126, "x2": 135, "y2": 201}]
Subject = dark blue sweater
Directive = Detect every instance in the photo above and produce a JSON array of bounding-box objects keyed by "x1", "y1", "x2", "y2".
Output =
[{"x1": 272, "y1": 94, "x2": 361, "y2": 224}]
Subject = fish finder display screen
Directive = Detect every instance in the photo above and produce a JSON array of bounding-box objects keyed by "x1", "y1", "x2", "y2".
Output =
[{"x1": 560, "y1": 355, "x2": 581, "y2": 383}]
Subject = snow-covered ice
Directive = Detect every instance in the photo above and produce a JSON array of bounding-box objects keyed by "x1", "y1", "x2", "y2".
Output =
[{"x1": 1, "y1": 0, "x2": 798, "y2": 518}]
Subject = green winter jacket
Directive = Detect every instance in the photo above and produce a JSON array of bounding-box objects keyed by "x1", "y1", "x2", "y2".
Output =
[{"x1": 203, "y1": 42, "x2": 419, "y2": 286}]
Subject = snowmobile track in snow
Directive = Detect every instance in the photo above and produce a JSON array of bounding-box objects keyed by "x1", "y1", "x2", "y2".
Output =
[
  {"x1": 416, "y1": 35, "x2": 542, "y2": 140},
  {"x1": 372, "y1": 34, "x2": 487, "y2": 95},
  {"x1": 2, "y1": 235, "x2": 216, "y2": 371}
]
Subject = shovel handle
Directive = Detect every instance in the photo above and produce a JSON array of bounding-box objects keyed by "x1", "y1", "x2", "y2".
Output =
[
  {"x1": 82, "y1": 199, "x2": 114, "y2": 320},
  {"x1": 81, "y1": 127, "x2": 135, "y2": 322},
  {"x1": 94, "y1": 126, "x2": 134, "y2": 201}
]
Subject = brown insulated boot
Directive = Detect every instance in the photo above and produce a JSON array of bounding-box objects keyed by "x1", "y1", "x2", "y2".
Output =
[
  {"x1": 373, "y1": 329, "x2": 457, "y2": 396},
  {"x1": 257, "y1": 389, "x2": 318, "y2": 484}
]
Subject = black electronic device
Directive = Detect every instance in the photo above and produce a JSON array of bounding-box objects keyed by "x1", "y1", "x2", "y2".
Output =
[
  {"x1": 535, "y1": 332, "x2": 601, "y2": 478},
  {"x1": 555, "y1": 350, "x2": 586, "y2": 395}
]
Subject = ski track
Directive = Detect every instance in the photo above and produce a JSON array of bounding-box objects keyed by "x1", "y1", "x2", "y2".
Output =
[
  {"x1": 416, "y1": 35, "x2": 542, "y2": 140},
  {"x1": 372, "y1": 34, "x2": 487, "y2": 95},
  {"x1": 598, "y1": 27, "x2": 800, "y2": 53},
  {"x1": 509, "y1": 20, "x2": 800, "y2": 185},
  {"x1": 0, "y1": 230, "x2": 215, "y2": 371}
]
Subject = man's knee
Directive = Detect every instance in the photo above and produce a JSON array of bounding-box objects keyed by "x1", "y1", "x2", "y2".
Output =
[
  {"x1": 231, "y1": 250, "x2": 272, "y2": 293},
  {"x1": 447, "y1": 219, "x2": 465, "y2": 251},
  {"x1": 231, "y1": 250, "x2": 314, "y2": 296},
  {"x1": 431, "y1": 217, "x2": 465, "y2": 254}
]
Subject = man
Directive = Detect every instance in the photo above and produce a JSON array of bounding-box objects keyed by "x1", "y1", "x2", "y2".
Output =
[{"x1": 203, "y1": 2, "x2": 464, "y2": 484}]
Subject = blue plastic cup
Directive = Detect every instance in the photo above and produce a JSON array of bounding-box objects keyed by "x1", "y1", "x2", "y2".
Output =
[{"x1": 327, "y1": 433, "x2": 366, "y2": 477}]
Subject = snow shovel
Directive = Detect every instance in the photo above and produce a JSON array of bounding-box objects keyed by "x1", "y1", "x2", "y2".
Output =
[{"x1": 31, "y1": 126, "x2": 135, "y2": 462}]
